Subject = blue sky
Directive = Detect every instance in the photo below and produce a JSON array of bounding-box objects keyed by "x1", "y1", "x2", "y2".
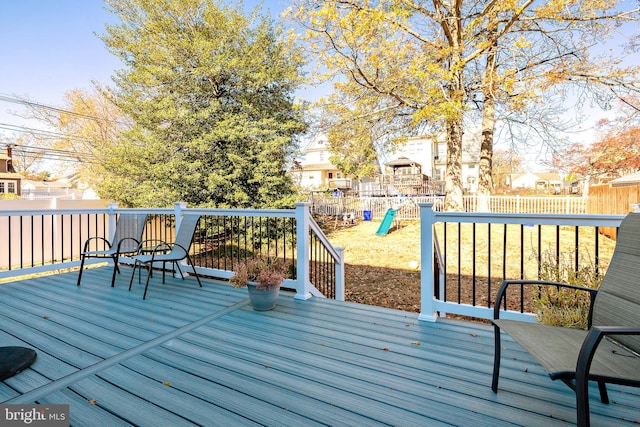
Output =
[
  {"x1": 0, "y1": 1, "x2": 636, "y2": 168},
  {"x1": 1, "y1": 1, "x2": 122, "y2": 105},
  {"x1": 0, "y1": 0, "x2": 290, "y2": 108}
]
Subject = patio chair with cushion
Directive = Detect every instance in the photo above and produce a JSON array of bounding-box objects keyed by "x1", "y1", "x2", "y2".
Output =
[
  {"x1": 128, "y1": 214, "x2": 203, "y2": 299},
  {"x1": 77, "y1": 213, "x2": 147, "y2": 288},
  {"x1": 491, "y1": 212, "x2": 640, "y2": 427}
]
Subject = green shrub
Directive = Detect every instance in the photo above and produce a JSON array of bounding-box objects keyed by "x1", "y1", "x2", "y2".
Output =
[{"x1": 533, "y1": 251, "x2": 604, "y2": 329}]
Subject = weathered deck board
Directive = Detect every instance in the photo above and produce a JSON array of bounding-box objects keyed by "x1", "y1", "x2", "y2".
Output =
[{"x1": 0, "y1": 267, "x2": 637, "y2": 426}]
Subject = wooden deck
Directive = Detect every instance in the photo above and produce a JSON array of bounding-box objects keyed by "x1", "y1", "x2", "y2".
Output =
[{"x1": 0, "y1": 267, "x2": 637, "y2": 426}]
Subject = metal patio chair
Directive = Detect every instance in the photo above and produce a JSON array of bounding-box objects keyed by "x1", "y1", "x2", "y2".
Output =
[
  {"x1": 77, "y1": 213, "x2": 147, "y2": 288},
  {"x1": 491, "y1": 212, "x2": 640, "y2": 427},
  {"x1": 128, "y1": 214, "x2": 203, "y2": 299}
]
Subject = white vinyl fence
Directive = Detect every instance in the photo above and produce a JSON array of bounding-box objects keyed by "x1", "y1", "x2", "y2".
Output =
[{"x1": 309, "y1": 194, "x2": 587, "y2": 219}]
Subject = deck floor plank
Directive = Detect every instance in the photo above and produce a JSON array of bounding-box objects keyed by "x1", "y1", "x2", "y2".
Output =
[{"x1": 0, "y1": 267, "x2": 637, "y2": 426}]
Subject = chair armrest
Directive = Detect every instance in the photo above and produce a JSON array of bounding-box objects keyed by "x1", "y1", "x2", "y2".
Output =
[
  {"x1": 493, "y1": 279, "x2": 598, "y2": 320},
  {"x1": 575, "y1": 326, "x2": 640, "y2": 425},
  {"x1": 82, "y1": 236, "x2": 110, "y2": 252},
  {"x1": 135, "y1": 239, "x2": 171, "y2": 254},
  {"x1": 164, "y1": 243, "x2": 189, "y2": 259},
  {"x1": 115, "y1": 237, "x2": 141, "y2": 252},
  {"x1": 579, "y1": 326, "x2": 640, "y2": 361}
]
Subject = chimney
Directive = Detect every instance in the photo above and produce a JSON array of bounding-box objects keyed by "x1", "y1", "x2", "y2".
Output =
[{"x1": 6, "y1": 144, "x2": 14, "y2": 172}]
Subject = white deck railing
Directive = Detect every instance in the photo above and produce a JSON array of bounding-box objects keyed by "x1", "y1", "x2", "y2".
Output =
[
  {"x1": 0, "y1": 202, "x2": 344, "y2": 302},
  {"x1": 418, "y1": 202, "x2": 624, "y2": 322},
  {"x1": 2, "y1": 200, "x2": 625, "y2": 320}
]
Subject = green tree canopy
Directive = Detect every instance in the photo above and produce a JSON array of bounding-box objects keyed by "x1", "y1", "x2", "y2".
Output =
[{"x1": 99, "y1": 0, "x2": 306, "y2": 208}]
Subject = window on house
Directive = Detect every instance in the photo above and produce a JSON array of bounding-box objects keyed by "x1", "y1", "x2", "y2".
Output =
[
  {"x1": 337, "y1": 173, "x2": 341, "y2": 178},
  {"x1": 328, "y1": 172, "x2": 333, "y2": 179},
  {"x1": 7, "y1": 182, "x2": 15, "y2": 193},
  {"x1": 0, "y1": 182, "x2": 4, "y2": 193}
]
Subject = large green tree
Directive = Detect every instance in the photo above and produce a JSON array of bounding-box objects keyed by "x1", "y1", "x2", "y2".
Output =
[{"x1": 100, "y1": 0, "x2": 306, "y2": 208}]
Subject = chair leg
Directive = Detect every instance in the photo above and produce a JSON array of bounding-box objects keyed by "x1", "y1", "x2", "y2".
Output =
[
  {"x1": 77, "y1": 254, "x2": 86, "y2": 286},
  {"x1": 597, "y1": 381, "x2": 609, "y2": 404},
  {"x1": 143, "y1": 262, "x2": 153, "y2": 300},
  {"x1": 128, "y1": 261, "x2": 139, "y2": 291},
  {"x1": 491, "y1": 324, "x2": 501, "y2": 393},
  {"x1": 186, "y1": 255, "x2": 203, "y2": 288},
  {"x1": 111, "y1": 254, "x2": 119, "y2": 288},
  {"x1": 576, "y1": 370, "x2": 591, "y2": 427},
  {"x1": 175, "y1": 262, "x2": 185, "y2": 280}
]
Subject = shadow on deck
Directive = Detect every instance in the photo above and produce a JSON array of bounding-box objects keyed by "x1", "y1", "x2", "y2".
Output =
[{"x1": 0, "y1": 267, "x2": 637, "y2": 426}]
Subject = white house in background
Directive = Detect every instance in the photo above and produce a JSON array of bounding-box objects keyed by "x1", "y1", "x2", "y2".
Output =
[
  {"x1": 292, "y1": 133, "x2": 348, "y2": 191},
  {"x1": 0, "y1": 146, "x2": 22, "y2": 196},
  {"x1": 20, "y1": 180, "x2": 89, "y2": 200},
  {"x1": 392, "y1": 130, "x2": 482, "y2": 194},
  {"x1": 294, "y1": 130, "x2": 483, "y2": 194},
  {"x1": 508, "y1": 172, "x2": 563, "y2": 193},
  {"x1": 390, "y1": 136, "x2": 435, "y2": 179}
]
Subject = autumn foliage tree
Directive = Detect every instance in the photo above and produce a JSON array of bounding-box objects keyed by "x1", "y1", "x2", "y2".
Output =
[
  {"x1": 558, "y1": 125, "x2": 640, "y2": 179},
  {"x1": 291, "y1": 0, "x2": 640, "y2": 211},
  {"x1": 25, "y1": 89, "x2": 129, "y2": 183}
]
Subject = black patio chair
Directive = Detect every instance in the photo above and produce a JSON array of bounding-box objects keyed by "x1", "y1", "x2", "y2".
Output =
[
  {"x1": 77, "y1": 213, "x2": 147, "y2": 287},
  {"x1": 128, "y1": 214, "x2": 203, "y2": 299},
  {"x1": 492, "y1": 212, "x2": 640, "y2": 427}
]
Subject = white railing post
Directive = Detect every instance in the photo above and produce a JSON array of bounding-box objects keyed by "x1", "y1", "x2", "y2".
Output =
[
  {"x1": 418, "y1": 202, "x2": 438, "y2": 322},
  {"x1": 107, "y1": 203, "x2": 119, "y2": 244},
  {"x1": 174, "y1": 202, "x2": 187, "y2": 230},
  {"x1": 335, "y1": 247, "x2": 345, "y2": 301},
  {"x1": 174, "y1": 202, "x2": 188, "y2": 275},
  {"x1": 295, "y1": 202, "x2": 313, "y2": 300}
]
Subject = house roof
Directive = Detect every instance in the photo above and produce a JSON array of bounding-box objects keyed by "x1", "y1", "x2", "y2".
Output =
[
  {"x1": 610, "y1": 171, "x2": 640, "y2": 187},
  {"x1": 510, "y1": 172, "x2": 562, "y2": 184},
  {"x1": 297, "y1": 163, "x2": 339, "y2": 171},
  {"x1": 0, "y1": 172, "x2": 22, "y2": 179},
  {"x1": 22, "y1": 180, "x2": 71, "y2": 189},
  {"x1": 385, "y1": 157, "x2": 422, "y2": 167}
]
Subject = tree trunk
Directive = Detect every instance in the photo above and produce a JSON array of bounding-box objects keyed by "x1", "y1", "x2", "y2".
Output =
[
  {"x1": 444, "y1": 116, "x2": 465, "y2": 212},
  {"x1": 477, "y1": 34, "x2": 498, "y2": 213}
]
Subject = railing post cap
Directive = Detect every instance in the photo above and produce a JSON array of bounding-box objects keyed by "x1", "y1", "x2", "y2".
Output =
[{"x1": 418, "y1": 202, "x2": 434, "y2": 208}]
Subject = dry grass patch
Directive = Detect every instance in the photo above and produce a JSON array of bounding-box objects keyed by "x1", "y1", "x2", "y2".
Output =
[{"x1": 322, "y1": 220, "x2": 422, "y2": 312}]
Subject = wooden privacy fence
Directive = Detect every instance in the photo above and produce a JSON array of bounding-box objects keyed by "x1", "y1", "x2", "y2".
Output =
[{"x1": 587, "y1": 184, "x2": 640, "y2": 239}]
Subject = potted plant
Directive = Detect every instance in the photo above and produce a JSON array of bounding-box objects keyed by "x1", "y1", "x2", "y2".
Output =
[{"x1": 229, "y1": 258, "x2": 287, "y2": 311}]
